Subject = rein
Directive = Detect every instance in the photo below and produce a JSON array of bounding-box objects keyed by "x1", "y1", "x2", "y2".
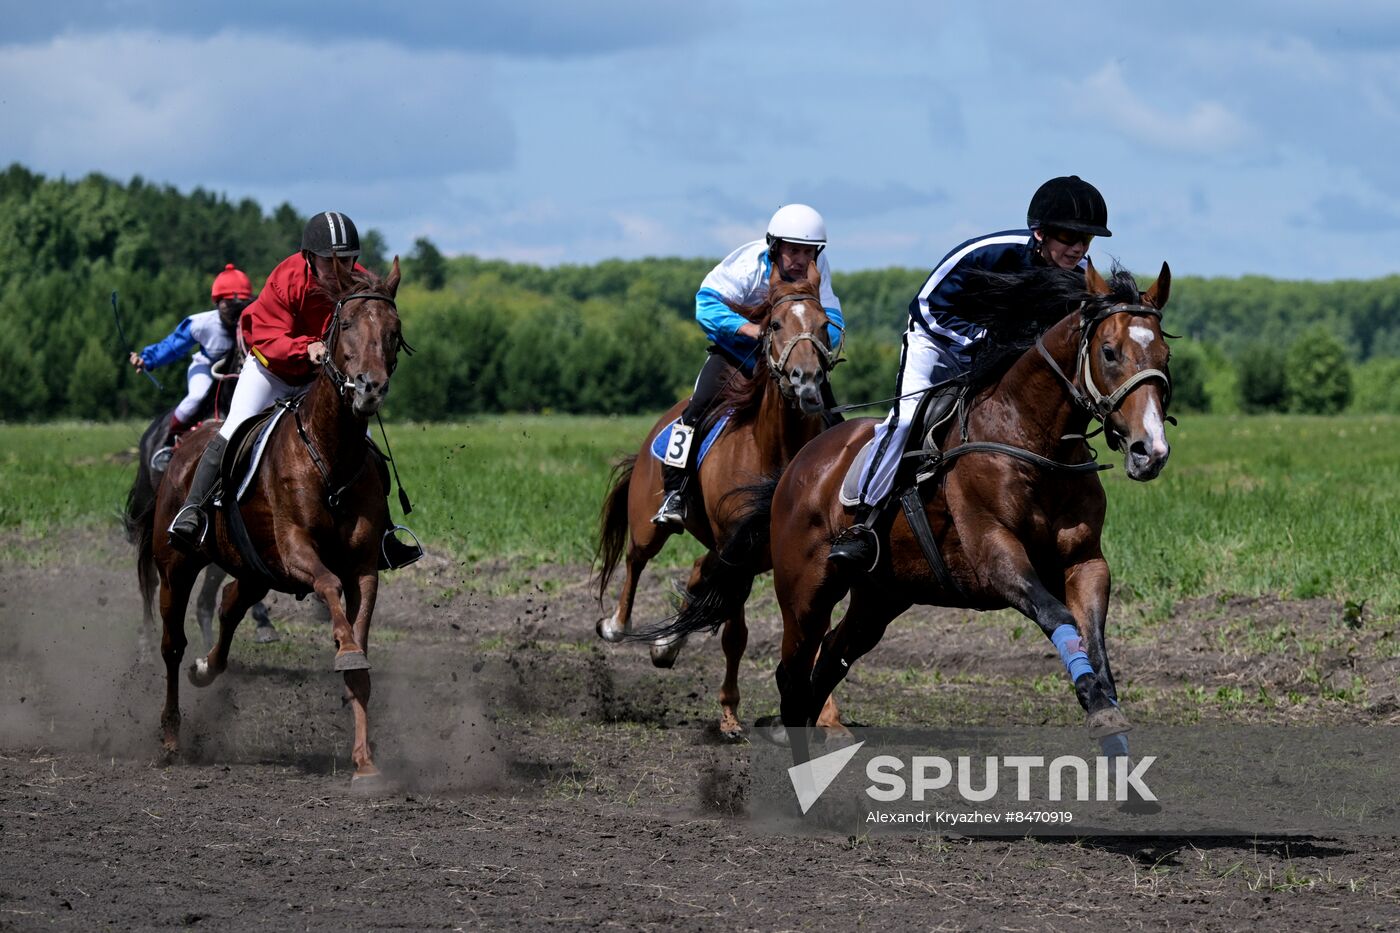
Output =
[{"x1": 762, "y1": 291, "x2": 844, "y2": 399}]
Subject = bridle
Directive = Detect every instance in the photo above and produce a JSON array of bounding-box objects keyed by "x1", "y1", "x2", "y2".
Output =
[
  {"x1": 1035, "y1": 301, "x2": 1173, "y2": 448},
  {"x1": 320, "y1": 292, "x2": 414, "y2": 398},
  {"x1": 762, "y1": 291, "x2": 844, "y2": 400}
]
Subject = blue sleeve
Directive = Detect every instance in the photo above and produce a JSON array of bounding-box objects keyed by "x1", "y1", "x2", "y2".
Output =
[
  {"x1": 696, "y1": 287, "x2": 752, "y2": 345},
  {"x1": 139, "y1": 318, "x2": 196, "y2": 370},
  {"x1": 824, "y1": 304, "x2": 845, "y2": 350}
]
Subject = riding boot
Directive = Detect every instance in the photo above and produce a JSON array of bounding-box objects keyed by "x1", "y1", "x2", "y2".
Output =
[
  {"x1": 652, "y1": 462, "x2": 689, "y2": 527},
  {"x1": 168, "y1": 435, "x2": 227, "y2": 552},
  {"x1": 828, "y1": 504, "x2": 879, "y2": 571},
  {"x1": 379, "y1": 525, "x2": 424, "y2": 571}
]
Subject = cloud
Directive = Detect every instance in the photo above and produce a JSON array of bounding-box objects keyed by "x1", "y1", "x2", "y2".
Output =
[
  {"x1": 1303, "y1": 193, "x2": 1400, "y2": 233},
  {"x1": 3, "y1": 0, "x2": 729, "y2": 58},
  {"x1": 0, "y1": 31, "x2": 515, "y2": 185},
  {"x1": 788, "y1": 179, "x2": 948, "y2": 220},
  {"x1": 1075, "y1": 61, "x2": 1251, "y2": 155}
]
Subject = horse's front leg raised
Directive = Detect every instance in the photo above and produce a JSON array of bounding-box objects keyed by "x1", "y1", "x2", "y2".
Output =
[
  {"x1": 1063, "y1": 556, "x2": 1131, "y2": 742},
  {"x1": 282, "y1": 535, "x2": 368, "y2": 671},
  {"x1": 978, "y1": 530, "x2": 1126, "y2": 736}
]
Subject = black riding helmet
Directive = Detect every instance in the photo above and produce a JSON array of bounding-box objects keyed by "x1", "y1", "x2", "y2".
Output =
[
  {"x1": 1027, "y1": 176, "x2": 1112, "y2": 237},
  {"x1": 301, "y1": 211, "x2": 361, "y2": 257}
]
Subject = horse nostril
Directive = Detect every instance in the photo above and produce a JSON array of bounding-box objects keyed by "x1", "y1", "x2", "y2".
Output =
[{"x1": 1129, "y1": 440, "x2": 1149, "y2": 460}]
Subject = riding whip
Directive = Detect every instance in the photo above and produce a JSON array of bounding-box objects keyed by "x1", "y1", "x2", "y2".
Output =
[{"x1": 112, "y1": 290, "x2": 163, "y2": 390}]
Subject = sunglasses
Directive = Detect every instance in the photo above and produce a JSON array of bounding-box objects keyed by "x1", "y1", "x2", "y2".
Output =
[{"x1": 1044, "y1": 227, "x2": 1094, "y2": 247}]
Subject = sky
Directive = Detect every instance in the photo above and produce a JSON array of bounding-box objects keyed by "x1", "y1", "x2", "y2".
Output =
[{"x1": 4, "y1": 1, "x2": 1400, "y2": 280}]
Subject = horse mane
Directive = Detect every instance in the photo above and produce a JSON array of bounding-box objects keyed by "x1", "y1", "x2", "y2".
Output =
[
  {"x1": 961, "y1": 261, "x2": 1142, "y2": 391},
  {"x1": 321, "y1": 265, "x2": 394, "y2": 304}
]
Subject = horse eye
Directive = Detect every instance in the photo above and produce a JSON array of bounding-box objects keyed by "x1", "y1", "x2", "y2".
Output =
[
  {"x1": 1101, "y1": 345, "x2": 1117, "y2": 363},
  {"x1": 769, "y1": 320, "x2": 782, "y2": 332}
]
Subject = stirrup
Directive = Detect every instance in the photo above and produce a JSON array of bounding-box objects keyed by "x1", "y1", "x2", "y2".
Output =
[
  {"x1": 149, "y1": 445, "x2": 174, "y2": 473},
  {"x1": 380, "y1": 525, "x2": 424, "y2": 571},
  {"x1": 167, "y1": 504, "x2": 209, "y2": 551},
  {"x1": 828, "y1": 524, "x2": 879, "y2": 573},
  {"x1": 651, "y1": 490, "x2": 686, "y2": 527}
]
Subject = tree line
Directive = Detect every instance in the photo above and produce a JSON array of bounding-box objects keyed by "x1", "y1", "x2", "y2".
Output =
[{"x1": 0, "y1": 163, "x2": 1396, "y2": 421}]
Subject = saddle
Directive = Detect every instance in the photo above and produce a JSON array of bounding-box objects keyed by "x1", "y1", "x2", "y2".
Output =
[{"x1": 839, "y1": 380, "x2": 970, "y2": 506}]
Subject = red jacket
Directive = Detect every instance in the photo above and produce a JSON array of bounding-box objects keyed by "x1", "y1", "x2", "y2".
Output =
[{"x1": 242, "y1": 253, "x2": 367, "y2": 384}]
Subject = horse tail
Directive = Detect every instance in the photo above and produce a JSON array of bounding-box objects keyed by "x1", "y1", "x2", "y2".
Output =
[
  {"x1": 124, "y1": 416, "x2": 165, "y2": 616},
  {"x1": 635, "y1": 474, "x2": 780, "y2": 642},
  {"x1": 593, "y1": 455, "x2": 636, "y2": 602}
]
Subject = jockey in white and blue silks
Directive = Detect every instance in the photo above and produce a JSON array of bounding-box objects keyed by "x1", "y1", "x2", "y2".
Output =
[
  {"x1": 130, "y1": 263, "x2": 252, "y2": 448},
  {"x1": 828, "y1": 176, "x2": 1113, "y2": 570},
  {"x1": 652, "y1": 204, "x2": 846, "y2": 527}
]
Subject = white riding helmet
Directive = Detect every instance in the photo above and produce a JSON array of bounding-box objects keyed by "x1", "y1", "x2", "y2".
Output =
[{"x1": 765, "y1": 204, "x2": 827, "y2": 252}]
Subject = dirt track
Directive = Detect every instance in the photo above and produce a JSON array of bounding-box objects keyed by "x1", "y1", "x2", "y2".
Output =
[{"x1": 2, "y1": 530, "x2": 1397, "y2": 930}]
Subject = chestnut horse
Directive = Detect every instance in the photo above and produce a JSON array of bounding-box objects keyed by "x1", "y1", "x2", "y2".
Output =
[
  {"x1": 662, "y1": 260, "x2": 1173, "y2": 764},
  {"x1": 594, "y1": 260, "x2": 844, "y2": 738},
  {"x1": 147, "y1": 260, "x2": 407, "y2": 785}
]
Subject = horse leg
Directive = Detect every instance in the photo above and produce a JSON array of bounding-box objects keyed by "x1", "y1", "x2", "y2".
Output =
[
  {"x1": 717, "y1": 605, "x2": 748, "y2": 739},
  {"x1": 342, "y1": 572, "x2": 381, "y2": 784},
  {"x1": 194, "y1": 566, "x2": 223, "y2": 654},
  {"x1": 650, "y1": 551, "x2": 715, "y2": 668},
  {"x1": 1063, "y1": 556, "x2": 1130, "y2": 739},
  {"x1": 283, "y1": 539, "x2": 367, "y2": 670},
  {"x1": 250, "y1": 601, "x2": 279, "y2": 643},
  {"x1": 188, "y1": 576, "x2": 267, "y2": 688},
  {"x1": 598, "y1": 528, "x2": 670, "y2": 643},
  {"x1": 774, "y1": 560, "x2": 846, "y2": 765},
  {"x1": 979, "y1": 530, "x2": 1124, "y2": 733},
  {"x1": 157, "y1": 561, "x2": 198, "y2": 757},
  {"x1": 810, "y1": 586, "x2": 908, "y2": 729}
]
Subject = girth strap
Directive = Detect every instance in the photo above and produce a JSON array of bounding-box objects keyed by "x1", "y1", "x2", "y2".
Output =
[{"x1": 899, "y1": 487, "x2": 962, "y2": 597}]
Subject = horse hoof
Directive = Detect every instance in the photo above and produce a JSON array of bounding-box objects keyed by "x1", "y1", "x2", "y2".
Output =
[
  {"x1": 187, "y1": 658, "x2": 217, "y2": 688},
  {"x1": 334, "y1": 650, "x2": 371, "y2": 672},
  {"x1": 752, "y1": 716, "x2": 791, "y2": 748},
  {"x1": 719, "y1": 722, "x2": 746, "y2": 743},
  {"x1": 253, "y1": 625, "x2": 280, "y2": 644},
  {"x1": 350, "y1": 770, "x2": 388, "y2": 795},
  {"x1": 649, "y1": 635, "x2": 686, "y2": 668},
  {"x1": 595, "y1": 614, "x2": 626, "y2": 643},
  {"x1": 1086, "y1": 706, "x2": 1132, "y2": 738},
  {"x1": 818, "y1": 726, "x2": 857, "y2": 749}
]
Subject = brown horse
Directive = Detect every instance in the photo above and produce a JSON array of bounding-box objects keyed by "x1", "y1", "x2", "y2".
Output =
[
  {"x1": 147, "y1": 260, "x2": 407, "y2": 785},
  {"x1": 660, "y1": 260, "x2": 1173, "y2": 763},
  {"x1": 594, "y1": 260, "x2": 845, "y2": 738}
]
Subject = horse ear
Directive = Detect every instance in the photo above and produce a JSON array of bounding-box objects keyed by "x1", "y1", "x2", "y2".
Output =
[
  {"x1": 1084, "y1": 257, "x2": 1110, "y2": 296},
  {"x1": 386, "y1": 255, "x2": 401, "y2": 299},
  {"x1": 806, "y1": 259, "x2": 821, "y2": 290},
  {"x1": 769, "y1": 257, "x2": 783, "y2": 289},
  {"x1": 1142, "y1": 261, "x2": 1171, "y2": 309}
]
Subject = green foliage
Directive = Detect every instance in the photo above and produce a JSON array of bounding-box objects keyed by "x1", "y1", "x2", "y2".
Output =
[
  {"x1": 408, "y1": 236, "x2": 447, "y2": 290},
  {"x1": 1236, "y1": 342, "x2": 1288, "y2": 412},
  {"x1": 1349, "y1": 357, "x2": 1400, "y2": 413},
  {"x1": 1166, "y1": 339, "x2": 1209, "y2": 413},
  {"x1": 1285, "y1": 325, "x2": 1353, "y2": 414}
]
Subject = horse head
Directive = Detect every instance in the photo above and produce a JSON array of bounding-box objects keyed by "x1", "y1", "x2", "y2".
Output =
[
  {"x1": 762, "y1": 259, "x2": 838, "y2": 416},
  {"x1": 1082, "y1": 260, "x2": 1172, "y2": 481},
  {"x1": 324, "y1": 257, "x2": 407, "y2": 418}
]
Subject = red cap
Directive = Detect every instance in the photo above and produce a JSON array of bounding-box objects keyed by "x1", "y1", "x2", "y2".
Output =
[{"x1": 211, "y1": 263, "x2": 253, "y2": 301}]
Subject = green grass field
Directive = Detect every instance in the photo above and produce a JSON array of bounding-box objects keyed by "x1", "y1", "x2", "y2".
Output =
[{"x1": 1, "y1": 413, "x2": 1395, "y2": 620}]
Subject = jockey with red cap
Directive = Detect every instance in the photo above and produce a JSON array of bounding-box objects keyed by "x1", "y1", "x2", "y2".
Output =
[
  {"x1": 130, "y1": 264, "x2": 253, "y2": 453},
  {"x1": 167, "y1": 212, "x2": 422, "y2": 570}
]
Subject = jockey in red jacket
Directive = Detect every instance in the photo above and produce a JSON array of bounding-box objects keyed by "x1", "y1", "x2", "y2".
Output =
[{"x1": 167, "y1": 212, "x2": 422, "y2": 570}]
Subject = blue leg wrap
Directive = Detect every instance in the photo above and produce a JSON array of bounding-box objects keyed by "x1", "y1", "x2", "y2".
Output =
[
  {"x1": 1051, "y1": 623, "x2": 1095, "y2": 682},
  {"x1": 1098, "y1": 732, "x2": 1130, "y2": 758}
]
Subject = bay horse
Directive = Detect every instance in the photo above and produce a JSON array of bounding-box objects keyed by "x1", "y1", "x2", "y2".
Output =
[
  {"x1": 594, "y1": 259, "x2": 845, "y2": 739},
  {"x1": 125, "y1": 335, "x2": 278, "y2": 659},
  {"x1": 147, "y1": 259, "x2": 407, "y2": 785},
  {"x1": 662, "y1": 260, "x2": 1173, "y2": 764}
]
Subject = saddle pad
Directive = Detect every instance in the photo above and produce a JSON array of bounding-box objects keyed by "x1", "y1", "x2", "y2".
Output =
[
  {"x1": 211, "y1": 405, "x2": 289, "y2": 506},
  {"x1": 840, "y1": 438, "x2": 876, "y2": 507},
  {"x1": 649, "y1": 414, "x2": 729, "y2": 468}
]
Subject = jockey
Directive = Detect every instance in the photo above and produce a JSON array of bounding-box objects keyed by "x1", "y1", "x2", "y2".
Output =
[
  {"x1": 167, "y1": 211, "x2": 423, "y2": 570},
  {"x1": 130, "y1": 264, "x2": 252, "y2": 453},
  {"x1": 828, "y1": 175, "x2": 1112, "y2": 569},
  {"x1": 652, "y1": 204, "x2": 845, "y2": 527}
]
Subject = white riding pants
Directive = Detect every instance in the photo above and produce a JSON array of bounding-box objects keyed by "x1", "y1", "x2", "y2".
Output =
[
  {"x1": 217, "y1": 357, "x2": 301, "y2": 440},
  {"x1": 174, "y1": 361, "x2": 214, "y2": 425},
  {"x1": 855, "y1": 323, "x2": 973, "y2": 508}
]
